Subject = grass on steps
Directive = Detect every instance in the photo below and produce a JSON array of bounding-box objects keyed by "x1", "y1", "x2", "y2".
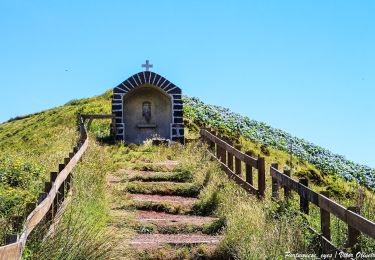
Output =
[
  {"x1": 126, "y1": 182, "x2": 201, "y2": 197},
  {"x1": 122, "y1": 141, "x2": 314, "y2": 258},
  {"x1": 129, "y1": 170, "x2": 193, "y2": 183},
  {"x1": 135, "y1": 219, "x2": 223, "y2": 235},
  {"x1": 136, "y1": 223, "x2": 203, "y2": 235},
  {"x1": 126, "y1": 201, "x2": 193, "y2": 215},
  {"x1": 132, "y1": 164, "x2": 176, "y2": 172},
  {"x1": 136, "y1": 244, "x2": 217, "y2": 260}
]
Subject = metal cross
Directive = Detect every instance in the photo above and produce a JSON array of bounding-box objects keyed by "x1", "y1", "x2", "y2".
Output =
[{"x1": 141, "y1": 60, "x2": 153, "y2": 71}]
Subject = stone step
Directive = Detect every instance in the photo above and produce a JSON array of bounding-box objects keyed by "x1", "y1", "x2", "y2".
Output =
[
  {"x1": 137, "y1": 210, "x2": 217, "y2": 227},
  {"x1": 131, "y1": 194, "x2": 197, "y2": 206},
  {"x1": 134, "y1": 161, "x2": 180, "y2": 172},
  {"x1": 130, "y1": 233, "x2": 221, "y2": 247},
  {"x1": 126, "y1": 181, "x2": 200, "y2": 197},
  {"x1": 130, "y1": 194, "x2": 197, "y2": 215},
  {"x1": 145, "y1": 161, "x2": 179, "y2": 167}
]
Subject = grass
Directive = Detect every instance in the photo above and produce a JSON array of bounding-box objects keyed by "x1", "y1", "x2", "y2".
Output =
[
  {"x1": 111, "y1": 140, "x2": 317, "y2": 259},
  {"x1": 127, "y1": 201, "x2": 193, "y2": 215},
  {"x1": 0, "y1": 89, "x2": 374, "y2": 258},
  {"x1": 0, "y1": 91, "x2": 113, "y2": 245},
  {"x1": 129, "y1": 171, "x2": 193, "y2": 183},
  {"x1": 136, "y1": 245, "x2": 216, "y2": 260},
  {"x1": 126, "y1": 182, "x2": 201, "y2": 197},
  {"x1": 23, "y1": 140, "x2": 116, "y2": 259},
  {"x1": 169, "y1": 142, "x2": 314, "y2": 259},
  {"x1": 135, "y1": 223, "x2": 204, "y2": 235}
]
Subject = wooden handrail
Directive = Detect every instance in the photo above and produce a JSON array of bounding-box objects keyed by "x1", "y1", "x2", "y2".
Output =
[
  {"x1": 200, "y1": 128, "x2": 266, "y2": 196},
  {"x1": 270, "y1": 166, "x2": 375, "y2": 239},
  {"x1": 0, "y1": 115, "x2": 89, "y2": 260},
  {"x1": 201, "y1": 129, "x2": 258, "y2": 168},
  {"x1": 270, "y1": 165, "x2": 375, "y2": 254},
  {"x1": 200, "y1": 127, "x2": 375, "y2": 254}
]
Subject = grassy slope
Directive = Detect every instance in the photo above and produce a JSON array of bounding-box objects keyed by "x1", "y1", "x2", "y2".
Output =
[
  {"x1": 0, "y1": 90, "x2": 374, "y2": 256},
  {"x1": 0, "y1": 91, "x2": 112, "y2": 242},
  {"x1": 184, "y1": 97, "x2": 375, "y2": 189}
]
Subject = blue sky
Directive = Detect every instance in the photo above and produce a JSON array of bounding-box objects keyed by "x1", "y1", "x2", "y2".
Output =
[{"x1": 0, "y1": 1, "x2": 374, "y2": 168}]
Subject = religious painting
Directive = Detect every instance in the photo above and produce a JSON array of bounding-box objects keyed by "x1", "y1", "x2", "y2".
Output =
[{"x1": 142, "y1": 101, "x2": 151, "y2": 123}]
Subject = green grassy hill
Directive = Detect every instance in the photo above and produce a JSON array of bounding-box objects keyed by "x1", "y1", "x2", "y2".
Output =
[{"x1": 0, "y1": 90, "x2": 374, "y2": 258}]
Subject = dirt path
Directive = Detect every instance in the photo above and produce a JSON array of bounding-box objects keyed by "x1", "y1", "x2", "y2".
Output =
[{"x1": 107, "y1": 161, "x2": 220, "y2": 259}]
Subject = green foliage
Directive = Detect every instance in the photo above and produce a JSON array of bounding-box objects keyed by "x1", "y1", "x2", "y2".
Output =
[
  {"x1": 25, "y1": 141, "x2": 115, "y2": 259},
  {"x1": 0, "y1": 91, "x2": 112, "y2": 245},
  {"x1": 1, "y1": 89, "x2": 374, "y2": 258},
  {"x1": 129, "y1": 170, "x2": 193, "y2": 183},
  {"x1": 126, "y1": 182, "x2": 201, "y2": 197},
  {"x1": 0, "y1": 154, "x2": 44, "y2": 188},
  {"x1": 128, "y1": 201, "x2": 192, "y2": 215}
]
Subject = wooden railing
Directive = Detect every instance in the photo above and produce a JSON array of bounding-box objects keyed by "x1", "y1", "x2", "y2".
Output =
[
  {"x1": 81, "y1": 114, "x2": 115, "y2": 131},
  {"x1": 200, "y1": 128, "x2": 375, "y2": 254},
  {"x1": 0, "y1": 115, "x2": 89, "y2": 260},
  {"x1": 270, "y1": 165, "x2": 375, "y2": 254},
  {"x1": 200, "y1": 128, "x2": 266, "y2": 196}
]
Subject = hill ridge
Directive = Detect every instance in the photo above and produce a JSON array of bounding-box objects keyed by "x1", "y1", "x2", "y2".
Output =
[{"x1": 184, "y1": 96, "x2": 375, "y2": 189}]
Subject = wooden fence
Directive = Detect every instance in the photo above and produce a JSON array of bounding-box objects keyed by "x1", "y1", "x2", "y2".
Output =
[
  {"x1": 0, "y1": 115, "x2": 89, "y2": 260},
  {"x1": 200, "y1": 128, "x2": 375, "y2": 254},
  {"x1": 200, "y1": 128, "x2": 266, "y2": 196},
  {"x1": 270, "y1": 165, "x2": 375, "y2": 253},
  {"x1": 80, "y1": 114, "x2": 115, "y2": 131}
]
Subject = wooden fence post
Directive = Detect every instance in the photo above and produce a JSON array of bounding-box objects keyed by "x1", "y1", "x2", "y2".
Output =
[
  {"x1": 64, "y1": 157, "x2": 70, "y2": 166},
  {"x1": 320, "y1": 191, "x2": 331, "y2": 241},
  {"x1": 58, "y1": 163, "x2": 65, "y2": 172},
  {"x1": 4, "y1": 234, "x2": 18, "y2": 245},
  {"x1": 25, "y1": 202, "x2": 37, "y2": 217},
  {"x1": 258, "y1": 157, "x2": 266, "y2": 197},
  {"x1": 5, "y1": 215, "x2": 21, "y2": 244},
  {"x1": 235, "y1": 145, "x2": 242, "y2": 176},
  {"x1": 208, "y1": 129, "x2": 215, "y2": 152},
  {"x1": 50, "y1": 172, "x2": 58, "y2": 216},
  {"x1": 45, "y1": 182, "x2": 53, "y2": 223},
  {"x1": 38, "y1": 192, "x2": 47, "y2": 204},
  {"x1": 245, "y1": 151, "x2": 253, "y2": 185},
  {"x1": 66, "y1": 173, "x2": 72, "y2": 192},
  {"x1": 284, "y1": 169, "x2": 291, "y2": 199},
  {"x1": 10, "y1": 216, "x2": 23, "y2": 234},
  {"x1": 347, "y1": 206, "x2": 361, "y2": 254},
  {"x1": 213, "y1": 132, "x2": 220, "y2": 159},
  {"x1": 64, "y1": 157, "x2": 72, "y2": 191},
  {"x1": 209, "y1": 138, "x2": 215, "y2": 152},
  {"x1": 58, "y1": 181, "x2": 65, "y2": 205},
  {"x1": 271, "y1": 163, "x2": 279, "y2": 200},
  {"x1": 227, "y1": 140, "x2": 234, "y2": 171},
  {"x1": 220, "y1": 136, "x2": 227, "y2": 165},
  {"x1": 299, "y1": 178, "x2": 309, "y2": 214},
  {"x1": 58, "y1": 163, "x2": 66, "y2": 204}
]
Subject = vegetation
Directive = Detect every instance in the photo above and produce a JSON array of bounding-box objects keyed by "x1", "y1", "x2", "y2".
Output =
[
  {"x1": 0, "y1": 90, "x2": 374, "y2": 258},
  {"x1": 0, "y1": 91, "x2": 112, "y2": 246},
  {"x1": 24, "y1": 141, "x2": 115, "y2": 259},
  {"x1": 184, "y1": 96, "x2": 375, "y2": 189}
]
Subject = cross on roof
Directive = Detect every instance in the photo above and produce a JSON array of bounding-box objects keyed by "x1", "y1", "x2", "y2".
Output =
[{"x1": 141, "y1": 60, "x2": 153, "y2": 71}]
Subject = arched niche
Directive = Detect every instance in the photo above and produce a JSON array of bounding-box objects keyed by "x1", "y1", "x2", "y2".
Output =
[
  {"x1": 123, "y1": 85, "x2": 172, "y2": 144},
  {"x1": 112, "y1": 71, "x2": 184, "y2": 144}
]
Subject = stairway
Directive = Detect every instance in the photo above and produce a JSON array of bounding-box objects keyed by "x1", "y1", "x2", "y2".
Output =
[{"x1": 111, "y1": 161, "x2": 221, "y2": 259}]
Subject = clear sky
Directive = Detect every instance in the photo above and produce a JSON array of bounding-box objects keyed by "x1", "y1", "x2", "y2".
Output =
[{"x1": 0, "y1": 1, "x2": 374, "y2": 168}]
